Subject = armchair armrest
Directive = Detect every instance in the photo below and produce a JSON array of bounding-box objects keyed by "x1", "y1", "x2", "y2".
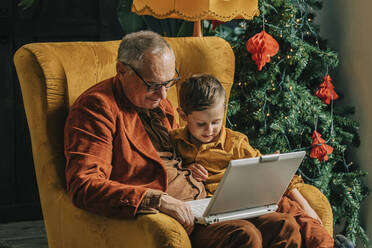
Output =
[
  {"x1": 45, "y1": 192, "x2": 191, "y2": 248},
  {"x1": 106, "y1": 213, "x2": 191, "y2": 248}
]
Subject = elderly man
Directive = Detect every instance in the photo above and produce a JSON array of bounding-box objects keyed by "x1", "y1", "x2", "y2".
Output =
[{"x1": 64, "y1": 31, "x2": 302, "y2": 247}]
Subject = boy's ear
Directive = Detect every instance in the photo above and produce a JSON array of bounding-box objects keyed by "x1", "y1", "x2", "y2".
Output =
[{"x1": 177, "y1": 107, "x2": 187, "y2": 121}]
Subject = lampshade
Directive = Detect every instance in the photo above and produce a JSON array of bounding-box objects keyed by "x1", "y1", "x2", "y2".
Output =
[{"x1": 132, "y1": 0, "x2": 259, "y2": 22}]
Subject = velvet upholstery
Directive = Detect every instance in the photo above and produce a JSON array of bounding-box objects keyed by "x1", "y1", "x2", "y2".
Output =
[{"x1": 14, "y1": 36, "x2": 332, "y2": 248}]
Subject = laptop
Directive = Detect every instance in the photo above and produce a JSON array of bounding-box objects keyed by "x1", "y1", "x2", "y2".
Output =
[{"x1": 186, "y1": 151, "x2": 306, "y2": 225}]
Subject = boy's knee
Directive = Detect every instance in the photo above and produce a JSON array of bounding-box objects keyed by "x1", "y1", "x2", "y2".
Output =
[
  {"x1": 279, "y1": 214, "x2": 301, "y2": 247},
  {"x1": 227, "y1": 220, "x2": 262, "y2": 248},
  {"x1": 191, "y1": 220, "x2": 263, "y2": 248},
  {"x1": 282, "y1": 214, "x2": 300, "y2": 232}
]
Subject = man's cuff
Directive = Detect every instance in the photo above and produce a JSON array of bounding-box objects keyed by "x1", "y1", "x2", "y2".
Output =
[{"x1": 138, "y1": 189, "x2": 165, "y2": 214}]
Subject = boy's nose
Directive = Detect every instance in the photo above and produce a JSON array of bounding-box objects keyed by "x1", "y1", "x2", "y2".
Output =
[{"x1": 205, "y1": 124, "x2": 213, "y2": 133}]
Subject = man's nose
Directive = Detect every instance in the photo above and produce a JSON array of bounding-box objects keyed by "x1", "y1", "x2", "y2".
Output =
[{"x1": 155, "y1": 86, "x2": 167, "y2": 99}]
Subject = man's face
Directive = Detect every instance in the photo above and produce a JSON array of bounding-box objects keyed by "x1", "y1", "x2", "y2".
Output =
[
  {"x1": 181, "y1": 101, "x2": 225, "y2": 144},
  {"x1": 118, "y1": 48, "x2": 176, "y2": 109}
]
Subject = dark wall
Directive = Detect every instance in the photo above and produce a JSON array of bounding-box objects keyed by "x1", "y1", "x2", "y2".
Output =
[{"x1": 0, "y1": 0, "x2": 123, "y2": 222}]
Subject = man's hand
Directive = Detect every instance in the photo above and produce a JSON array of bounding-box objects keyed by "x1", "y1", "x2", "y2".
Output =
[
  {"x1": 187, "y1": 163, "x2": 208, "y2": 182},
  {"x1": 158, "y1": 194, "x2": 195, "y2": 234}
]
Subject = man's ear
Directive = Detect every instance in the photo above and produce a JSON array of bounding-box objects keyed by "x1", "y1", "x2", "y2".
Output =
[{"x1": 177, "y1": 107, "x2": 187, "y2": 121}]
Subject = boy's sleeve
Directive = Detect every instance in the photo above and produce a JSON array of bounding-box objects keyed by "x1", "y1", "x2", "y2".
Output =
[
  {"x1": 283, "y1": 175, "x2": 305, "y2": 196},
  {"x1": 238, "y1": 135, "x2": 262, "y2": 158}
]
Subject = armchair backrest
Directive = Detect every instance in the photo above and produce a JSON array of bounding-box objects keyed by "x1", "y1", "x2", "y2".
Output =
[{"x1": 13, "y1": 37, "x2": 235, "y2": 247}]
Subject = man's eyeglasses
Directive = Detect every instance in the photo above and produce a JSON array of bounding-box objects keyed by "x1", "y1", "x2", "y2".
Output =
[{"x1": 121, "y1": 61, "x2": 180, "y2": 92}]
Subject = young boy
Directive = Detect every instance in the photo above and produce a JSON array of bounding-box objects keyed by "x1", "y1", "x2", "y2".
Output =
[{"x1": 170, "y1": 74, "x2": 334, "y2": 248}]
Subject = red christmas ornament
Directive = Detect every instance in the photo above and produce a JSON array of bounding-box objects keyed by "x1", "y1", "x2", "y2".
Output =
[
  {"x1": 309, "y1": 130, "x2": 333, "y2": 161},
  {"x1": 246, "y1": 30, "x2": 279, "y2": 71},
  {"x1": 211, "y1": 20, "x2": 224, "y2": 30},
  {"x1": 315, "y1": 74, "x2": 339, "y2": 104}
]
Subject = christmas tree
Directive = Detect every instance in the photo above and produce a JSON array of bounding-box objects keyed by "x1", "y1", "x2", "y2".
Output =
[{"x1": 209, "y1": 0, "x2": 370, "y2": 246}]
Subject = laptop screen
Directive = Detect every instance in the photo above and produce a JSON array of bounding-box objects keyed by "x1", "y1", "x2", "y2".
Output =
[{"x1": 204, "y1": 151, "x2": 306, "y2": 216}]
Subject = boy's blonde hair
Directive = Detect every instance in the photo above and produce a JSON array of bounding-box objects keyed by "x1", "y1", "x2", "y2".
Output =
[{"x1": 179, "y1": 74, "x2": 226, "y2": 115}]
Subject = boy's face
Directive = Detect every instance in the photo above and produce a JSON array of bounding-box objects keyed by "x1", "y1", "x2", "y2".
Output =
[{"x1": 179, "y1": 101, "x2": 225, "y2": 144}]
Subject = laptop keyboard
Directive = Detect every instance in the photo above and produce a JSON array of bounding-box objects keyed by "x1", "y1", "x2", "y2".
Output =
[{"x1": 186, "y1": 198, "x2": 211, "y2": 217}]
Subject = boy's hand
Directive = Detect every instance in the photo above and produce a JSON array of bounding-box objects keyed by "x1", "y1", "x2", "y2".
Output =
[
  {"x1": 289, "y1": 188, "x2": 323, "y2": 224},
  {"x1": 187, "y1": 163, "x2": 208, "y2": 182},
  {"x1": 302, "y1": 203, "x2": 323, "y2": 225}
]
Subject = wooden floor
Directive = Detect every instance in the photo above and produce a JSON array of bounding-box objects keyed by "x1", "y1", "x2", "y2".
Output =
[{"x1": 0, "y1": 220, "x2": 48, "y2": 248}]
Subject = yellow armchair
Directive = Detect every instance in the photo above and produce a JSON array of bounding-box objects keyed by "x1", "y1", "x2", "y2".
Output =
[{"x1": 14, "y1": 36, "x2": 332, "y2": 248}]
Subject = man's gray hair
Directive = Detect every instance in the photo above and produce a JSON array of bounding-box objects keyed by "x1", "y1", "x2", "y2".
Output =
[{"x1": 117, "y1": 31, "x2": 173, "y2": 71}]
